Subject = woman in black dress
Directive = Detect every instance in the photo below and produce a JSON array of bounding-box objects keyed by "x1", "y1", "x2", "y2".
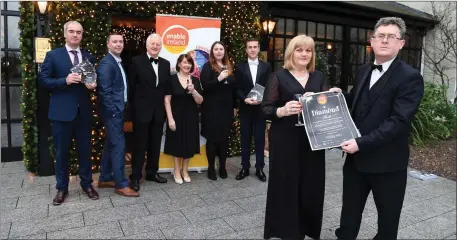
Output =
[
  {"x1": 200, "y1": 41, "x2": 237, "y2": 180},
  {"x1": 261, "y1": 35, "x2": 329, "y2": 239},
  {"x1": 164, "y1": 53, "x2": 203, "y2": 184}
]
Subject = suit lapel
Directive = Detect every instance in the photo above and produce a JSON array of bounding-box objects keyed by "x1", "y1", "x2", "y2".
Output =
[
  {"x1": 255, "y1": 61, "x2": 264, "y2": 85},
  {"x1": 367, "y1": 58, "x2": 401, "y2": 107},
  {"x1": 351, "y1": 64, "x2": 371, "y2": 115},
  {"x1": 60, "y1": 48, "x2": 73, "y2": 70},
  {"x1": 244, "y1": 61, "x2": 254, "y2": 88},
  {"x1": 143, "y1": 54, "x2": 156, "y2": 77},
  {"x1": 157, "y1": 57, "x2": 165, "y2": 87}
]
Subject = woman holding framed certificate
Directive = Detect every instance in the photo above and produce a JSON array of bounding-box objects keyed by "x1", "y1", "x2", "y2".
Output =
[{"x1": 261, "y1": 35, "x2": 329, "y2": 240}]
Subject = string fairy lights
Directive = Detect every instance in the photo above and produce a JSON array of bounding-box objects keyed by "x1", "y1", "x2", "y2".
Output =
[{"x1": 21, "y1": 1, "x2": 260, "y2": 175}]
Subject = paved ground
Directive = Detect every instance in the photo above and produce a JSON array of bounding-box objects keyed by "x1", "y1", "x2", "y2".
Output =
[{"x1": 0, "y1": 150, "x2": 455, "y2": 239}]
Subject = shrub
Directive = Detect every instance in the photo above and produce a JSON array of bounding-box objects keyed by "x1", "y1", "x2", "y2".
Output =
[{"x1": 410, "y1": 82, "x2": 457, "y2": 146}]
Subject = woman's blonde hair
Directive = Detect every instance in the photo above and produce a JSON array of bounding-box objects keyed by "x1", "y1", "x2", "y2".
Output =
[{"x1": 283, "y1": 35, "x2": 316, "y2": 72}]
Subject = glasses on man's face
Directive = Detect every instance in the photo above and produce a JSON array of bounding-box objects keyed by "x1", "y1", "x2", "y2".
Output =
[{"x1": 371, "y1": 34, "x2": 401, "y2": 42}]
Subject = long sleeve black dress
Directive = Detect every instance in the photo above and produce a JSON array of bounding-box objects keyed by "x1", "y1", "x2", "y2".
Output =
[
  {"x1": 261, "y1": 68, "x2": 329, "y2": 239},
  {"x1": 200, "y1": 62, "x2": 236, "y2": 175}
]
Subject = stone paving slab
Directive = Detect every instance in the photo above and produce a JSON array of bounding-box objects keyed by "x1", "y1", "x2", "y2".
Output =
[
  {"x1": 1, "y1": 205, "x2": 48, "y2": 224},
  {"x1": 1, "y1": 153, "x2": 455, "y2": 239},
  {"x1": 144, "y1": 194, "x2": 206, "y2": 215},
  {"x1": 180, "y1": 201, "x2": 245, "y2": 224},
  {"x1": 9, "y1": 213, "x2": 84, "y2": 238},
  {"x1": 119, "y1": 211, "x2": 189, "y2": 236},
  {"x1": 161, "y1": 218, "x2": 235, "y2": 239},
  {"x1": 47, "y1": 221, "x2": 124, "y2": 239},
  {"x1": 83, "y1": 203, "x2": 149, "y2": 226}
]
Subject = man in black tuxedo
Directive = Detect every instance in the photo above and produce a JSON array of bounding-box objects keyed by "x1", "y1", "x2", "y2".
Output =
[
  {"x1": 234, "y1": 39, "x2": 272, "y2": 182},
  {"x1": 128, "y1": 34, "x2": 170, "y2": 191},
  {"x1": 331, "y1": 17, "x2": 424, "y2": 240}
]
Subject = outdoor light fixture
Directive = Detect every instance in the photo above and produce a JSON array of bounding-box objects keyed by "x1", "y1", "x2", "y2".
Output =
[
  {"x1": 262, "y1": 19, "x2": 277, "y2": 34},
  {"x1": 36, "y1": 1, "x2": 48, "y2": 15}
]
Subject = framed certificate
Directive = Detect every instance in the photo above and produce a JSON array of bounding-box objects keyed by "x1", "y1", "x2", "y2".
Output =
[{"x1": 300, "y1": 91, "x2": 360, "y2": 151}]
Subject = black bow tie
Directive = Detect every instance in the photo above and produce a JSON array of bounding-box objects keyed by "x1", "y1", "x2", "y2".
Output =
[
  {"x1": 371, "y1": 64, "x2": 383, "y2": 72},
  {"x1": 150, "y1": 57, "x2": 159, "y2": 64}
]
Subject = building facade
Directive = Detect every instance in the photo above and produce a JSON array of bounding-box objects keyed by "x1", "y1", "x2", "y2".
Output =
[
  {"x1": 1, "y1": 1, "x2": 22, "y2": 161},
  {"x1": 1, "y1": 1, "x2": 443, "y2": 162},
  {"x1": 399, "y1": 1, "x2": 456, "y2": 102}
]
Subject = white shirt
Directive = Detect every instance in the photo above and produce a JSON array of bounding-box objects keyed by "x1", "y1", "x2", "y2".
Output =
[
  {"x1": 109, "y1": 52, "x2": 128, "y2": 103},
  {"x1": 248, "y1": 58, "x2": 259, "y2": 86},
  {"x1": 65, "y1": 44, "x2": 82, "y2": 65},
  {"x1": 147, "y1": 52, "x2": 159, "y2": 87},
  {"x1": 370, "y1": 56, "x2": 396, "y2": 89}
]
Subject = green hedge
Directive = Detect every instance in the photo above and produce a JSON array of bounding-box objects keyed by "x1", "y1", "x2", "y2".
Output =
[{"x1": 410, "y1": 82, "x2": 457, "y2": 146}]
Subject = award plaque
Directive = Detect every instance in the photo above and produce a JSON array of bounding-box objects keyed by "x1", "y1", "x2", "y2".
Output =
[{"x1": 300, "y1": 91, "x2": 360, "y2": 151}]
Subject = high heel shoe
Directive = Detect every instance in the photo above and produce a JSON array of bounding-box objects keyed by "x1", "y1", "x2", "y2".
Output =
[
  {"x1": 182, "y1": 170, "x2": 191, "y2": 183},
  {"x1": 174, "y1": 171, "x2": 183, "y2": 184}
]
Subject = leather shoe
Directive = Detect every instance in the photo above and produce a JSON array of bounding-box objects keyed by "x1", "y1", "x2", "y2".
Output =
[
  {"x1": 130, "y1": 180, "x2": 140, "y2": 192},
  {"x1": 52, "y1": 190, "x2": 68, "y2": 206},
  {"x1": 256, "y1": 168, "x2": 267, "y2": 182},
  {"x1": 207, "y1": 169, "x2": 217, "y2": 180},
  {"x1": 219, "y1": 169, "x2": 228, "y2": 179},
  {"x1": 115, "y1": 187, "x2": 140, "y2": 197},
  {"x1": 235, "y1": 168, "x2": 250, "y2": 180},
  {"x1": 82, "y1": 186, "x2": 99, "y2": 200},
  {"x1": 98, "y1": 181, "x2": 115, "y2": 188},
  {"x1": 146, "y1": 174, "x2": 167, "y2": 183}
]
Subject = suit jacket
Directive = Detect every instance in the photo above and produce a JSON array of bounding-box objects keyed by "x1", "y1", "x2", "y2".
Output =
[
  {"x1": 39, "y1": 47, "x2": 95, "y2": 122},
  {"x1": 345, "y1": 58, "x2": 424, "y2": 173},
  {"x1": 128, "y1": 54, "x2": 170, "y2": 123},
  {"x1": 96, "y1": 53, "x2": 128, "y2": 119},
  {"x1": 235, "y1": 59, "x2": 272, "y2": 114}
]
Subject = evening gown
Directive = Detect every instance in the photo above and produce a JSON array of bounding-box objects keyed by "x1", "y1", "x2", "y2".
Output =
[
  {"x1": 164, "y1": 74, "x2": 202, "y2": 159},
  {"x1": 261, "y1": 68, "x2": 329, "y2": 239}
]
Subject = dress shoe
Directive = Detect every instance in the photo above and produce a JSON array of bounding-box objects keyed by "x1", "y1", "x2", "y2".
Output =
[
  {"x1": 52, "y1": 190, "x2": 68, "y2": 206},
  {"x1": 145, "y1": 174, "x2": 167, "y2": 183},
  {"x1": 115, "y1": 187, "x2": 140, "y2": 197},
  {"x1": 219, "y1": 168, "x2": 228, "y2": 179},
  {"x1": 183, "y1": 176, "x2": 191, "y2": 183},
  {"x1": 256, "y1": 168, "x2": 267, "y2": 182},
  {"x1": 98, "y1": 181, "x2": 115, "y2": 188},
  {"x1": 207, "y1": 169, "x2": 217, "y2": 180},
  {"x1": 174, "y1": 175, "x2": 183, "y2": 184},
  {"x1": 130, "y1": 180, "x2": 140, "y2": 192},
  {"x1": 82, "y1": 186, "x2": 99, "y2": 200},
  {"x1": 235, "y1": 168, "x2": 250, "y2": 180}
]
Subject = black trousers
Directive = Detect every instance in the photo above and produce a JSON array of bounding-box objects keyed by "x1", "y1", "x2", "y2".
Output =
[
  {"x1": 335, "y1": 159, "x2": 407, "y2": 240},
  {"x1": 206, "y1": 137, "x2": 229, "y2": 171},
  {"x1": 240, "y1": 108, "x2": 266, "y2": 169},
  {"x1": 130, "y1": 119, "x2": 164, "y2": 181}
]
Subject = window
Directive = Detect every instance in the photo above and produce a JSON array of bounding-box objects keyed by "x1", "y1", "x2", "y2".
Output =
[
  {"x1": 269, "y1": 18, "x2": 343, "y2": 87},
  {"x1": 1, "y1": 1, "x2": 22, "y2": 156},
  {"x1": 401, "y1": 28, "x2": 423, "y2": 70},
  {"x1": 347, "y1": 27, "x2": 372, "y2": 85}
]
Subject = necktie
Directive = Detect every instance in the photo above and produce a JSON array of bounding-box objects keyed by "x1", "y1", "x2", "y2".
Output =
[
  {"x1": 150, "y1": 57, "x2": 159, "y2": 64},
  {"x1": 371, "y1": 63, "x2": 383, "y2": 72},
  {"x1": 248, "y1": 59, "x2": 259, "y2": 65},
  {"x1": 70, "y1": 50, "x2": 79, "y2": 66}
]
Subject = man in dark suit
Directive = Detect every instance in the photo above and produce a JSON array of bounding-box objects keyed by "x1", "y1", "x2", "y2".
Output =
[
  {"x1": 331, "y1": 17, "x2": 424, "y2": 240},
  {"x1": 39, "y1": 20, "x2": 99, "y2": 205},
  {"x1": 96, "y1": 33, "x2": 139, "y2": 197},
  {"x1": 235, "y1": 39, "x2": 272, "y2": 182},
  {"x1": 128, "y1": 34, "x2": 171, "y2": 191}
]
